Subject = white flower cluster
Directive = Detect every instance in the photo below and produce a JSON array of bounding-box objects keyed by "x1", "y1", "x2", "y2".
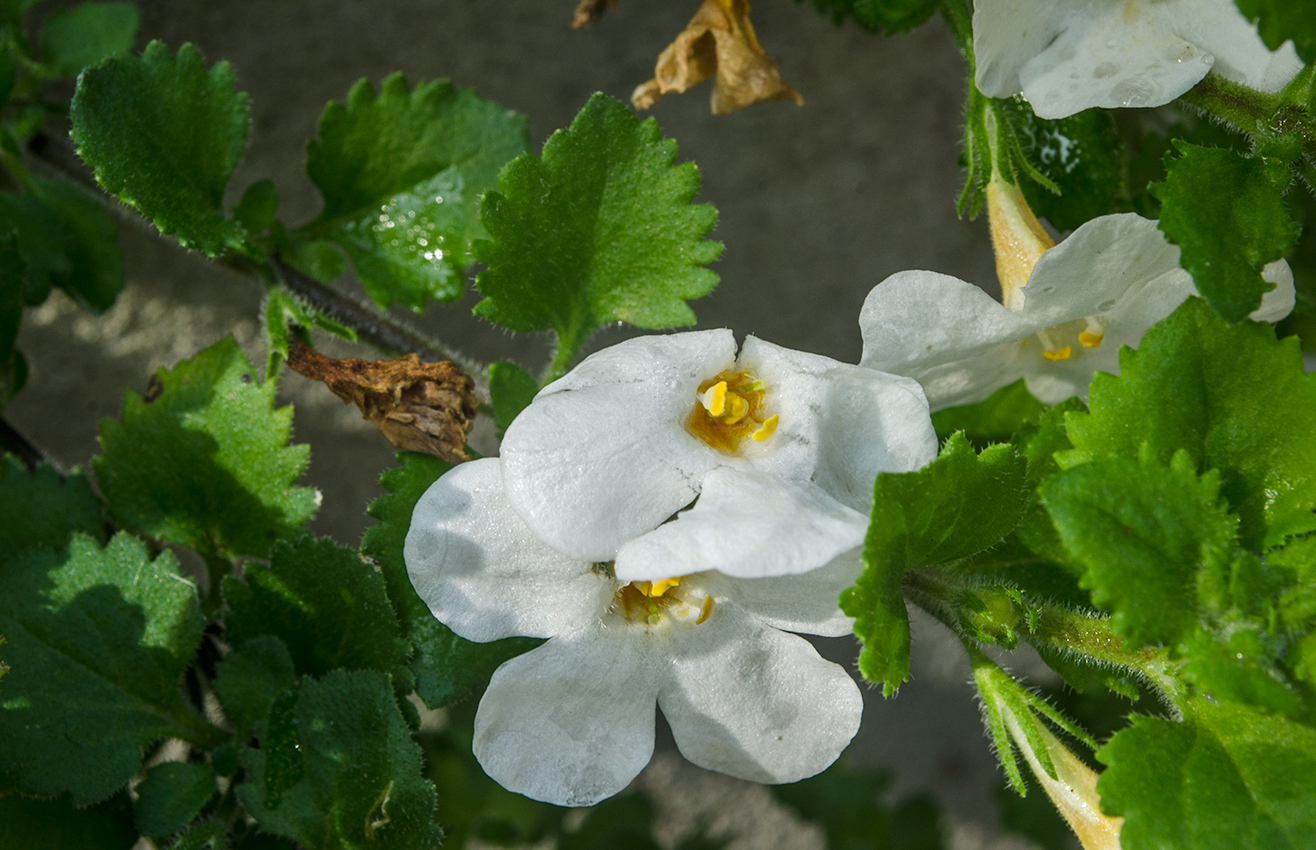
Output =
[{"x1": 403, "y1": 1, "x2": 1300, "y2": 808}]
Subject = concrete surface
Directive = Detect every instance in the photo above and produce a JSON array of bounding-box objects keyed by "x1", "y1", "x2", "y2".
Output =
[{"x1": 7, "y1": 2, "x2": 1055, "y2": 848}]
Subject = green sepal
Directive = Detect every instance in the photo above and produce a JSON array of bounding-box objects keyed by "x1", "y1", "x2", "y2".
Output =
[
  {"x1": 39, "y1": 2, "x2": 139, "y2": 77},
  {"x1": 1098, "y1": 697, "x2": 1316, "y2": 849},
  {"x1": 362, "y1": 452, "x2": 539, "y2": 708},
  {"x1": 94, "y1": 336, "x2": 318, "y2": 562},
  {"x1": 303, "y1": 73, "x2": 528, "y2": 310},
  {"x1": 0, "y1": 456, "x2": 106, "y2": 563},
  {"x1": 841, "y1": 433, "x2": 1029, "y2": 695},
  {"x1": 489, "y1": 360, "x2": 538, "y2": 438},
  {"x1": 70, "y1": 41, "x2": 249, "y2": 256},
  {"x1": 1062, "y1": 298, "x2": 1316, "y2": 550},
  {"x1": 0, "y1": 532, "x2": 213, "y2": 804},
  {"x1": 223, "y1": 533, "x2": 413, "y2": 689},
  {"x1": 1151, "y1": 143, "x2": 1297, "y2": 322},
  {"x1": 473, "y1": 93, "x2": 721, "y2": 370},
  {"x1": 237, "y1": 669, "x2": 443, "y2": 850},
  {"x1": 133, "y1": 762, "x2": 217, "y2": 839}
]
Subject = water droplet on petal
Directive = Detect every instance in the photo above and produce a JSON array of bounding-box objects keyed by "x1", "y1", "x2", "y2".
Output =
[{"x1": 1094, "y1": 62, "x2": 1119, "y2": 79}]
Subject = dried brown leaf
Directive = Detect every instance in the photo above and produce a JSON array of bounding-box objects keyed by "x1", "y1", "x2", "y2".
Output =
[
  {"x1": 632, "y1": 0, "x2": 803, "y2": 115},
  {"x1": 286, "y1": 337, "x2": 477, "y2": 463},
  {"x1": 573, "y1": 0, "x2": 617, "y2": 29}
]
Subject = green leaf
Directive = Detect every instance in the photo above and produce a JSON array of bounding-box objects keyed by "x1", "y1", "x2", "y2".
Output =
[
  {"x1": 0, "y1": 457, "x2": 105, "y2": 562},
  {"x1": 489, "y1": 360, "x2": 538, "y2": 438},
  {"x1": 134, "y1": 762, "x2": 217, "y2": 838},
  {"x1": 1062, "y1": 298, "x2": 1316, "y2": 549},
  {"x1": 473, "y1": 93, "x2": 721, "y2": 362},
  {"x1": 235, "y1": 178, "x2": 278, "y2": 236},
  {"x1": 930, "y1": 378, "x2": 1047, "y2": 449},
  {"x1": 798, "y1": 0, "x2": 939, "y2": 34},
  {"x1": 0, "y1": 792, "x2": 137, "y2": 850},
  {"x1": 1043, "y1": 449, "x2": 1237, "y2": 647},
  {"x1": 1235, "y1": 0, "x2": 1316, "y2": 64},
  {"x1": 223, "y1": 534, "x2": 412, "y2": 686},
  {"x1": 841, "y1": 433, "x2": 1030, "y2": 695},
  {"x1": 213, "y1": 635, "x2": 296, "y2": 736},
  {"x1": 0, "y1": 190, "x2": 72, "y2": 305},
  {"x1": 1098, "y1": 697, "x2": 1316, "y2": 849},
  {"x1": 94, "y1": 336, "x2": 317, "y2": 561},
  {"x1": 70, "y1": 41, "x2": 249, "y2": 256},
  {"x1": 238, "y1": 669, "x2": 443, "y2": 850},
  {"x1": 0, "y1": 533, "x2": 212, "y2": 804},
  {"x1": 1017, "y1": 106, "x2": 1128, "y2": 232},
  {"x1": 362, "y1": 453, "x2": 537, "y2": 708},
  {"x1": 39, "y1": 2, "x2": 139, "y2": 77},
  {"x1": 304, "y1": 73, "x2": 528, "y2": 310},
  {"x1": 1151, "y1": 143, "x2": 1298, "y2": 322},
  {"x1": 29, "y1": 175, "x2": 125, "y2": 312}
]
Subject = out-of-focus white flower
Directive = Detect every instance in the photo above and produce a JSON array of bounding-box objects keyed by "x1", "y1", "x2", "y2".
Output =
[
  {"x1": 499, "y1": 330, "x2": 938, "y2": 578},
  {"x1": 405, "y1": 458, "x2": 864, "y2": 807},
  {"x1": 974, "y1": 0, "x2": 1304, "y2": 119},
  {"x1": 859, "y1": 179, "x2": 1294, "y2": 410}
]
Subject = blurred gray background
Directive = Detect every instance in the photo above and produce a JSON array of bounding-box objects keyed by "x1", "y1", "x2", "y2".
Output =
[{"x1": 8, "y1": 1, "x2": 1053, "y2": 848}]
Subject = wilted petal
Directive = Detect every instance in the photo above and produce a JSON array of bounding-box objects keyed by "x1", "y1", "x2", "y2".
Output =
[
  {"x1": 701, "y1": 551, "x2": 862, "y2": 637},
  {"x1": 632, "y1": 0, "x2": 803, "y2": 114},
  {"x1": 501, "y1": 329, "x2": 735, "y2": 561},
  {"x1": 659, "y1": 607, "x2": 862, "y2": 783},
  {"x1": 614, "y1": 466, "x2": 867, "y2": 582},
  {"x1": 474, "y1": 626, "x2": 660, "y2": 806},
  {"x1": 405, "y1": 458, "x2": 613, "y2": 642}
]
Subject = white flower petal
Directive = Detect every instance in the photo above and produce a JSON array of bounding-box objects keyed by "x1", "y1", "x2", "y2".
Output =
[
  {"x1": 500, "y1": 329, "x2": 735, "y2": 561},
  {"x1": 700, "y1": 552, "x2": 862, "y2": 637},
  {"x1": 474, "y1": 626, "x2": 660, "y2": 807},
  {"x1": 658, "y1": 608, "x2": 863, "y2": 784},
  {"x1": 739, "y1": 337, "x2": 937, "y2": 508},
  {"x1": 973, "y1": 0, "x2": 1067, "y2": 102},
  {"x1": 1254, "y1": 260, "x2": 1296, "y2": 322},
  {"x1": 1018, "y1": 2, "x2": 1212, "y2": 119},
  {"x1": 859, "y1": 269, "x2": 1036, "y2": 408},
  {"x1": 1174, "y1": 0, "x2": 1303, "y2": 92},
  {"x1": 405, "y1": 458, "x2": 613, "y2": 642},
  {"x1": 1019, "y1": 213, "x2": 1183, "y2": 324},
  {"x1": 614, "y1": 467, "x2": 868, "y2": 582}
]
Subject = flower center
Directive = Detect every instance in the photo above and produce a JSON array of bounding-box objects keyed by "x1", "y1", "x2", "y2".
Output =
[
  {"x1": 613, "y1": 575, "x2": 716, "y2": 626},
  {"x1": 686, "y1": 369, "x2": 779, "y2": 453},
  {"x1": 1036, "y1": 317, "x2": 1104, "y2": 362}
]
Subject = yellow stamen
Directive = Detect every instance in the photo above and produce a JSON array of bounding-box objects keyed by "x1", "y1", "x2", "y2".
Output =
[
  {"x1": 1078, "y1": 331, "x2": 1103, "y2": 348},
  {"x1": 750, "y1": 414, "x2": 779, "y2": 442},
  {"x1": 987, "y1": 173, "x2": 1055, "y2": 313},
  {"x1": 701, "y1": 381, "x2": 728, "y2": 416},
  {"x1": 697, "y1": 595, "x2": 716, "y2": 624},
  {"x1": 1042, "y1": 346, "x2": 1072, "y2": 362},
  {"x1": 648, "y1": 576, "x2": 682, "y2": 597}
]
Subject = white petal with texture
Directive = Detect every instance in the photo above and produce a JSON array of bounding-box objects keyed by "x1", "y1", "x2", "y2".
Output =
[
  {"x1": 614, "y1": 467, "x2": 868, "y2": 581},
  {"x1": 701, "y1": 552, "x2": 862, "y2": 638},
  {"x1": 405, "y1": 459, "x2": 613, "y2": 642},
  {"x1": 474, "y1": 626, "x2": 660, "y2": 807},
  {"x1": 500, "y1": 330, "x2": 735, "y2": 561},
  {"x1": 658, "y1": 607, "x2": 862, "y2": 784}
]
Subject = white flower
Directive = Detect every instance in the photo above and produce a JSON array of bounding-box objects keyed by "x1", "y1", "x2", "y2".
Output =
[
  {"x1": 499, "y1": 329, "x2": 938, "y2": 579},
  {"x1": 858, "y1": 210, "x2": 1294, "y2": 410},
  {"x1": 974, "y1": 0, "x2": 1304, "y2": 119},
  {"x1": 404, "y1": 458, "x2": 865, "y2": 807}
]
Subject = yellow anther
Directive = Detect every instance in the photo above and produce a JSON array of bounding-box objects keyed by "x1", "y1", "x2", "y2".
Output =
[
  {"x1": 701, "y1": 381, "x2": 728, "y2": 416},
  {"x1": 696, "y1": 595, "x2": 716, "y2": 625},
  {"x1": 1042, "y1": 346, "x2": 1073, "y2": 362},
  {"x1": 1078, "y1": 330, "x2": 1104, "y2": 348},
  {"x1": 648, "y1": 576, "x2": 682, "y2": 597},
  {"x1": 750, "y1": 414, "x2": 779, "y2": 442}
]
